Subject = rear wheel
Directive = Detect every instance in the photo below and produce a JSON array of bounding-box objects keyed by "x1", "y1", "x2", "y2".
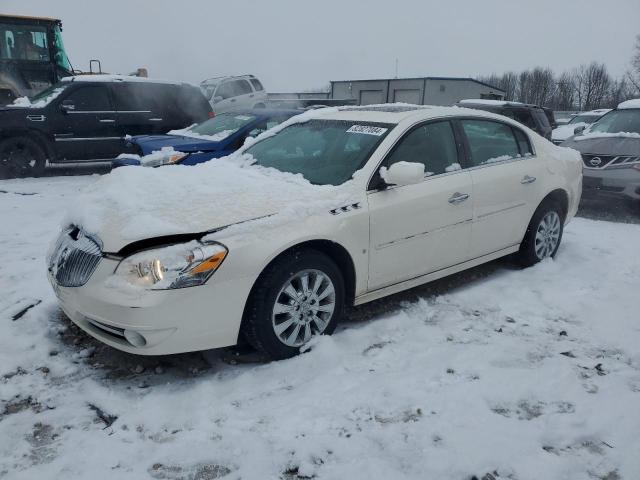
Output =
[
  {"x1": 517, "y1": 200, "x2": 564, "y2": 267},
  {"x1": 0, "y1": 136, "x2": 46, "y2": 179},
  {"x1": 242, "y1": 249, "x2": 345, "y2": 360}
]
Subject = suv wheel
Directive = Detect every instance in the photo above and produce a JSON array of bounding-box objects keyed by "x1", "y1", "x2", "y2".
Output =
[
  {"x1": 242, "y1": 249, "x2": 345, "y2": 360},
  {"x1": 517, "y1": 200, "x2": 564, "y2": 267},
  {"x1": 0, "y1": 136, "x2": 46, "y2": 179}
]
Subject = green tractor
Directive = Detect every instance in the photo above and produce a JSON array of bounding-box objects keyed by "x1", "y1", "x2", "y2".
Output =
[{"x1": 0, "y1": 14, "x2": 74, "y2": 105}]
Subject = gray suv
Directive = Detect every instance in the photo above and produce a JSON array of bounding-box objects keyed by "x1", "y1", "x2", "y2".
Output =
[{"x1": 561, "y1": 102, "x2": 640, "y2": 205}]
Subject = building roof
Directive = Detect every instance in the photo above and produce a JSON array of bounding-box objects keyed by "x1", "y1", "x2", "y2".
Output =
[{"x1": 330, "y1": 76, "x2": 505, "y2": 93}]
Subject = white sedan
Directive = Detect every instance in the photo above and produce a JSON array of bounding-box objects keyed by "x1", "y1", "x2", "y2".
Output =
[{"x1": 47, "y1": 105, "x2": 583, "y2": 360}]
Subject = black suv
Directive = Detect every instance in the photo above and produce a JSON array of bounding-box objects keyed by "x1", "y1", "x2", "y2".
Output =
[
  {"x1": 0, "y1": 76, "x2": 213, "y2": 178},
  {"x1": 456, "y1": 100, "x2": 553, "y2": 140}
]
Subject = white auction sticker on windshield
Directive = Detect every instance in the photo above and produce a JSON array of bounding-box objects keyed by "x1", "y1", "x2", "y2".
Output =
[
  {"x1": 235, "y1": 115, "x2": 253, "y2": 121},
  {"x1": 346, "y1": 125, "x2": 388, "y2": 136}
]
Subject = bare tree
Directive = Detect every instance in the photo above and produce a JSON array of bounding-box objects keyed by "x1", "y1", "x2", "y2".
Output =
[
  {"x1": 628, "y1": 34, "x2": 640, "y2": 93},
  {"x1": 574, "y1": 62, "x2": 611, "y2": 110},
  {"x1": 552, "y1": 71, "x2": 576, "y2": 110}
]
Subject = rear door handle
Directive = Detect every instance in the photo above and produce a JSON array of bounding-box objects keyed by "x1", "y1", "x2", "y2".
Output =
[
  {"x1": 521, "y1": 175, "x2": 536, "y2": 184},
  {"x1": 148, "y1": 118, "x2": 163, "y2": 122},
  {"x1": 99, "y1": 119, "x2": 115, "y2": 123},
  {"x1": 448, "y1": 192, "x2": 469, "y2": 204}
]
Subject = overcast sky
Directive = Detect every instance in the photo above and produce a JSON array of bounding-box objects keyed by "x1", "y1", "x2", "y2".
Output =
[{"x1": 4, "y1": 0, "x2": 639, "y2": 91}]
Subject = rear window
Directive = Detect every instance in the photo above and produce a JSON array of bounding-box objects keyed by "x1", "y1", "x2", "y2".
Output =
[
  {"x1": 461, "y1": 119, "x2": 520, "y2": 166},
  {"x1": 532, "y1": 109, "x2": 550, "y2": 128},
  {"x1": 176, "y1": 85, "x2": 212, "y2": 122},
  {"x1": 250, "y1": 78, "x2": 264, "y2": 91}
]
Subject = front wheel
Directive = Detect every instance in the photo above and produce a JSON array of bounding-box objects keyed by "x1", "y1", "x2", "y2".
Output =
[
  {"x1": 0, "y1": 136, "x2": 47, "y2": 179},
  {"x1": 242, "y1": 249, "x2": 345, "y2": 360},
  {"x1": 517, "y1": 201, "x2": 564, "y2": 267}
]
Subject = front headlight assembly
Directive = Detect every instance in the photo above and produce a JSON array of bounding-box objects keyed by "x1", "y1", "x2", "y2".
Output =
[{"x1": 114, "y1": 241, "x2": 227, "y2": 290}]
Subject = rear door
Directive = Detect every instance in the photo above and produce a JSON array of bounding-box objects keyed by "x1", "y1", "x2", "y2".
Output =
[
  {"x1": 52, "y1": 84, "x2": 121, "y2": 161},
  {"x1": 111, "y1": 83, "x2": 170, "y2": 136},
  {"x1": 459, "y1": 118, "x2": 546, "y2": 258},
  {"x1": 367, "y1": 120, "x2": 473, "y2": 290}
]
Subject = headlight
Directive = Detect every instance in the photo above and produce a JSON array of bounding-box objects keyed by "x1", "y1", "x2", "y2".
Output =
[
  {"x1": 141, "y1": 149, "x2": 188, "y2": 167},
  {"x1": 114, "y1": 241, "x2": 227, "y2": 290}
]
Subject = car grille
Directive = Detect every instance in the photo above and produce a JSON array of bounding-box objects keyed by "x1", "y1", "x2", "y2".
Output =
[
  {"x1": 582, "y1": 154, "x2": 640, "y2": 169},
  {"x1": 48, "y1": 227, "x2": 102, "y2": 287}
]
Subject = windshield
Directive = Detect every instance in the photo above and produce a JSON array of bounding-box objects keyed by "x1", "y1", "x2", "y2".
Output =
[
  {"x1": 589, "y1": 110, "x2": 640, "y2": 135},
  {"x1": 53, "y1": 25, "x2": 72, "y2": 72},
  {"x1": 569, "y1": 114, "x2": 600, "y2": 125},
  {"x1": 200, "y1": 81, "x2": 220, "y2": 100},
  {"x1": 0, "y1": 22, "x2": 49, "y2": 61},
  {"x1": 245, "y1": 119, "x2": 392, "y2": 185},
  {"x1": 186, "y1": 113, "x2": 257, "y2": 139}
]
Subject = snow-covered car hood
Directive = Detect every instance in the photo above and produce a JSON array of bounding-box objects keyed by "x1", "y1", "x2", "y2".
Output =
[
  {"x1": 63, "y1": 156, "x2": 356, "y2": 253},
  {"x1": 131, "y1": 135, "x2": 224, "y2": 155},
  {"x1": 561, "y1": 135, "x2": 640, "y2": 155},
  {"x1": 552, "y1": 123, "x2": 586, "y2": 142}
]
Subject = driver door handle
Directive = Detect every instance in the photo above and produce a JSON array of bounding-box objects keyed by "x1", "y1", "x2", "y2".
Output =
[
  {"x1": 448, "y1": 192, "x2": 470, "y2": 204},
  {"x1": 521, "y1": 175, "x2": 536, "y2": 184}
]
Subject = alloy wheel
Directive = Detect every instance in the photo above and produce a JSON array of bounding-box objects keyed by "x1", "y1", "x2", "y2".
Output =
[
  {"x1": 534, "y1": 211, "x2": 561, "y2": 259},
  {"x1": 271, "y1": 269, "x2": 336, "y2": 347}
]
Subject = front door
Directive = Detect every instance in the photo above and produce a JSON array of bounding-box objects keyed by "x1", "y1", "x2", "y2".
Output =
[
  {"x1": 52, "y1": 85, "x2": 121, "y2": 161},
  {"x1": 459, "y1": 119, "x2": 546, "y2": 257},
  {"x1": 367, "y1": 120, "x2": 473, "y2": 290}
]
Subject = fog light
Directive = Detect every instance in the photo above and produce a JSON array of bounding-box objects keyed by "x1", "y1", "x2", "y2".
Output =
[{"x1": 124, "y1": 329, "x2": 147, "y2": 347}]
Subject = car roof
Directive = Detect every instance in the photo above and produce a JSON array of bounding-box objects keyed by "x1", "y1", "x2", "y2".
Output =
[
  {"x1": 458, "y1": 99, "x2": 542, "y2": 110},
  {"x1": 225, "y1": 108, "x2": 301, "y2": 117},
  {"x1": 200, "y1": 75, "x2": 258, "y2": 85},
  {"x1": 310, "y1": 104, "x2": 513, "y2": 125}
]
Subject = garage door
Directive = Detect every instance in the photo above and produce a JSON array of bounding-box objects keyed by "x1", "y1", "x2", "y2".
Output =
[
  {"x1": 393, "y1": 89, "x2": 421, "y2": 104},
  {"x1": 359, "y1": 90, "x2": 385, "y2": 105}
]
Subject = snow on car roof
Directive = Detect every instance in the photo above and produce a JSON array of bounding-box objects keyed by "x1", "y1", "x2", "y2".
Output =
[
  {"x1": 60, "y1": 75, "x2": 189, "y2": 86},
  {"x1": 458, "y1": 99, "x2": 524, "y2": 107},
  {"x1": 339, "y1": 104, "x2": 429, "y2": 113},
  {"x1": 583, "y1": 108, "x2": 611, "y2": 115},
  {"x1": 617, "y1": 99, "x2": 640, "y2": 110}
]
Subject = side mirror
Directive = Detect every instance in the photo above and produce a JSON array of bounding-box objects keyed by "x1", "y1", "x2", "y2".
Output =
[
  {"x1": 60, "y1": 100, "x2": 75, "y2": 113},
  {"x1": 573, "y1": 125, "x2": 586, "y2": 135},
  {"x1": 380, "y1": 161, "x2": 425, "y2": 187},
  {"x1": 212, "y1": 96, "x2": 223, "y2": 104}
]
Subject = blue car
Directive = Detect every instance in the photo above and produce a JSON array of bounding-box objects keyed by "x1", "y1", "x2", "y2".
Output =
[{"x1": 113, "y1": 109, "x2": 300, "y2": 168}]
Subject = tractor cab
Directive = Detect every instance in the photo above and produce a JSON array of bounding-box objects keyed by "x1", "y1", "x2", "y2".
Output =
[{"x1": 0, "y1": 14, "x2": 73, "y2": 105}]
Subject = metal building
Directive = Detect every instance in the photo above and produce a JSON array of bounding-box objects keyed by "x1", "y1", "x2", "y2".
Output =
[{"x1": 330, "y1": 76, "x2": 505, "y2": 106}]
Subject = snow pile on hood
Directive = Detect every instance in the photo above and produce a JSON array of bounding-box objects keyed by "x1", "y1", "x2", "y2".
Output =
[
  {"x1": 617, "y1": 98, "x2": 640, "y2": 109},
  {"x1": 64, "y1": 155, "x2": 355, "y2": 251},
  {"x1": 167, "y1": 127, "x2": 236, "y2": 142},
  {"x1": 7, "y1": 87, "x2": 65, "y2": 109},
  {"x1": 552, "y1": 123, "x2": 587, "y2": 142},
  {"x1": 574, "y1": 131, "x2": 640, "y2": 141}
]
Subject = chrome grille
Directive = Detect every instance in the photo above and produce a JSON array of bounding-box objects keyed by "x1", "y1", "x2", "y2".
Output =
[
  {"x1": 48, "y1": 227, "x2": 102, "y2": 287},
  {"x1": 582, "y1": 154, "x2": 640, "y2": 169}
]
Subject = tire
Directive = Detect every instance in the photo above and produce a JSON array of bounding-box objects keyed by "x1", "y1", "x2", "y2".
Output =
[
  {"x1": 0, "y1": 136, "x2": 46, "y2": 179},
  {"x1": 242, "y1": 249, "x2": 345, "y2": 360},
  {"x1": 517, "y1": 199, "x2": 564, "y2": 267}
]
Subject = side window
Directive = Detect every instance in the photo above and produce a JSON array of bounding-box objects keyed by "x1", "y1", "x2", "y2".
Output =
[
  {"x1": 65, "y1": 86, "x2": 112, "y2": 111},
  {"x1": 233, "y1": 80, "x2": 252, "y2": 96},
  {"x1": 513, "y1": 128, "x2": 533, "y2": 156},
  {"x1": 215, "y1": 82, "x2": 235, "y2": 100},
  {"x1": 112, "y1": 84, "x2": 166, "y2": 113},
  {"x1": 250, "y1": 78, "x2": 264, "y2": 91},
  {"x1": 461, "y1": 120, "x2": 520, "y2": 166},
  {"x1": 385, "y1": 121, "x2": 460, "y2": 176}
]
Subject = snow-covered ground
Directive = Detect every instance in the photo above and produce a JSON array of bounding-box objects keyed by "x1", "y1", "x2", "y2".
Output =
[{"x1": 1, "y1": 175, "x2": 639, "y2": 480}]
